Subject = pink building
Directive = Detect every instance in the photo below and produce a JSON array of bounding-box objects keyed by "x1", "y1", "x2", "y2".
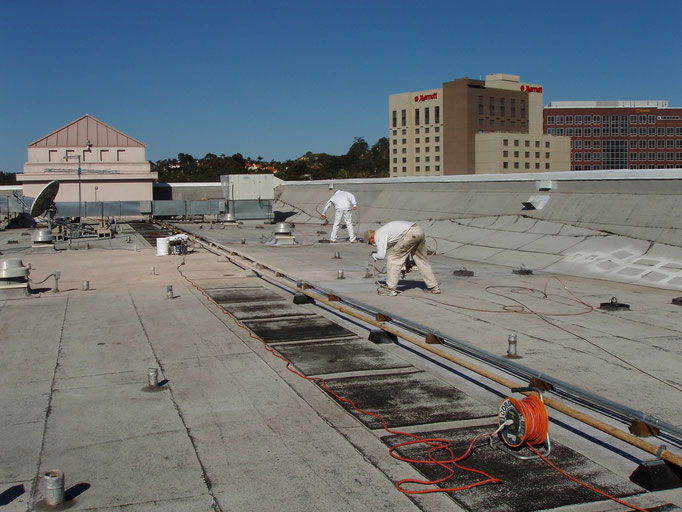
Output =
[{"x1": 18, "y1": 115, "x2": 158, "y2": 201}]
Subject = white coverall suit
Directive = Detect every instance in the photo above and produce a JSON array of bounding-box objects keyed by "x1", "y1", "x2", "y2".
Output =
[
  {"x1": 372, "y1": 221, "x2": 438, "y2": 291},
  {"x1": 322, "y1": 190, "x2": 357, "y2": 242}
]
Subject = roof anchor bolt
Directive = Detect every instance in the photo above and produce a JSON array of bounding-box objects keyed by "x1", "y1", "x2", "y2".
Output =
[
  {"x1": 42, "y1": 469, "x2": 65, "y2": 506},
  {"x1": 82, "y1": 280, "x2": 89, "y2": 291},
  {"x1": 150, "y1": 266, "x2": 156, "y2": 275},
  {"x1": 364, "y1": 263, "x2": 373, "y2": 278},
  {"x1": 333, "y1": 251, "x2": 341, "y2": 259},
  {"x1": 166, "y1": 285, "x2": 173, "y2": 299},
  {"x1": 337, "y1": 269, "x2": 345, "y2": 279},
  {"x1": 505, "y1": 333, "x2": 521, "y2": 359},
  {"x1": 241, "y1": 238, "x2": 246, "y2": 244},
  {"x1": 52, "y1": 270, "x2": 60, "y2": 293},
  {"x1": 148, "y1": 367, "x2": 159, "y2": 387}
]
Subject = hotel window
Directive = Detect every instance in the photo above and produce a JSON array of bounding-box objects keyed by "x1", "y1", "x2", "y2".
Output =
[
  {"x1": 567, "y1": 128, "x2": 573, "y2": 136},
  {"x1": 677, "y1": 140, "x2": 682, "y2": 148},
  {"x1": 640, "y1": 152, "x2": 646, "y2": 160},
  {"x1": 630, "y1": 140, "x2": 637, "y2": 148},
  {"x1": 435, "y1": 106, "x2": 440, "y2": 123},
  {"x1": 415, "y1": 138, "x2": 419, "y2": 144},
  {"x1": 576, "y1": 115, "x2": 582, "y2": 124},
  {"x1": 630, "y1": 115, "x2": 637, "y2": 123},
  {"x1": 535, "y1": 141, "x2": 540, "y2": 147},
  {"x1": 425, "y1": 127, "x2": 429, "y2": 133},
  {"x1": 658, "y1": 127, "x2": 665, "y2": 136},
  {"x1": 676, "y1": 152, "x2": 682, "y2": 160},
  {"x1": 489, "y1": 97, "x2": 495, "y2": 116},
  {"x1": 677, "y1": 127, "x2": 682, "y2": 135},
  {"x1": 514, "y1": 139, "x2": 519, "y2": 146},
  {"x1": 584, "y1": 127, "x2": 591, "y2": 136},
  {"x1": 575, "y1": 128, "x2": 582, "y2": 136},
  {"x1": 630, "y1": 128, "x2": 637, "y2": 136},
  {"x1": 585, "y1": 152, "x2": 591, "y2": 161},
  {"x1": 594, "y1": 140, "x2": 601, "y2": 148},
  {"x1": 425, "y1": 107, "x2": 430, "y2": 125},
  {"x1": 426, "y1": 166, "x2": 430, "y2": 172},
  {"x1": 548, "y1": 128, "x2": 555, "y2": 135},
  {"x1": 649, "y1": 152, "x2": 655, "y2": 160},
  {"x1": 639, "y1": 140, "x2": 646, "y2": 148},
  {"x1": 514, "y1": 151, "x2": 519, "y2": 157},
  {"x1": 545, "y1": 141, "x2": 551, "y2": 148},
  {"x1": 585, "y1": 140, "x2": 591, "y2": 149},
  {"x1": 545, "y1": 163, "x2": 550, "y2": 169},
  {"x1": 511, "y1": 99, "x2": 516, "y2": 117},
  {"x1": 594, "y1": 153, "x2": 601, "y2": 161},
  {"x1": 575, "y1": 153, "x2": 582, "y2": 161},
  {"x1": 435, "y1": 146, "x2": 440, "y2": 152},
  {"x1": 649, "y1": 140, "x2": 656, "y2": 148},
  {"x1": 478, "y1": 96, "x2": 484, "y2": 115},
  {"x1": 392, "y1": 111, "x2": 397, "y2": 127},
  {"x1": 402, "y1": 167, "x2": 406, "y2": 172},
  {"x1": 594, "y1": 127, "x2": 601, "y2": 136},
  {"x1": 524, "y1": 140, "x2": 530, "y2": 147},
  {"x1": 402, "y1": 138, "x2": 407, "y2": 144},
  {"x1": 667, "y1": 152, "x2": 674, "y2": 160},
  {"x1": 393, "y1": 158, "x2": 397, "y2": 163},
  {"x1": 594, "y1": 115, "x2": 600, "y2": 123},
  {"x1": 415, "y1": 157, "x2": 419, "y2": 162},
  {"x1": 425, "y1": 137, "x2": 430, "y2": 143},
  {"x1": 503, "y1": 162, "x2": 509, "y2": 168},
  {"x1": 630, "y1": 152, "x2": 637, "y2": 160},
  {"x1": 392, "y1": 148, "x2": 397, "y2": 154},
  {"x1": 535, "y1": 162, "x2": 540, "y2": 169},
  {"x1": 393, "y1": 130, "x2": 397, "y2": 135},
  {"x1": 603, "y1": 127, "x2": 610, "y2": 136},
  {"x1": 520, "y1": 99, "x2": 526, "y2": 118},
  {"x1": 503, "y1": 139, "x2": 509, "y2": 146},
  {"x1": 667, "y1": 140, "x2": 674, "y2": 148},
  {"x1": 435, "y1": 127, "x2": 439, "y2": 132},
  {"x1": 425, "y1": 147, "x2": 430, "y2": 153},
  {"x1": 416, "y1": 166, "x2": 420, "y2": 172},
  {"x1": 500, "y1": 98, "x2": 505, "y2": 116},
  {"x1": 425, "y1": 156, "x2": 430, "y2": 162},
  {"x1": 402, "y1": 157, "x2": 407, "y2": 163},
  {"x1": 658, "y1": 152, "x2": 664, "y2": 160},
  {"x1": 415, "y1": 109, "x2": 420, "y2": 125},
  {"x1": 514, "y1": 162, "x2": 519, "y2": 169},
  {"x1": 435, "y1": 136, "x2": 440, "y2": 142},
  {"x1": 547, "y1": 115, "x2": 555, "y2": 124},
  {"x1": 436, "y1": 165, "x2": 440, "y2": 171},
  {"x1": 525, "y1": 162, "x2": 530, "y2": 169},
  {"x1": 535, "y1": 152, "x2": 540, "y2": 158},
  {"x1": 401, "y1": 110, "x2": 406, "y2": 126},
  {"x1": 585, "y1": 115, "x2": 591, "y2": 124},
  {"x1": 639, "y1": 115, "x2": 646, "y2": 123},
  {"x1": 545, "y1": 152, "x2": 550, "y2": 158},
  {"x1": 402, "y1": 129, "x2": 406, "y2": 135},
  {"x1": 639, "y1": 127, "x2": 646, "y2": 136},
  {"x1": 667, "y1": 127, "x2": 674, "y2": 136},
  {"x1": 575, "y1": 140, "x2": 582, "y2": 148},
  {"x1": 649, "y1": 127, "x2": 656, "y2": 136},
  {"x1": 658, "y1": 140, "x2": 664, "y2": 148},
  {"x1": 503, "y1": 150, "x2": 509, "y2": 157},
  {"x1": 648, "y1": 115, "x2": 655, "y2": 123},
  {"x1": 415, "y1": 147, "x2": 420, "y2": 153},
  {"x1": 402, "y1": 148, "x2": 406, "y2": 153},
  {"x1": 566, "y1": 115, "x2": 573, "y2": 125},
  {"x1": 525, "y1": 151, "x2": 530, "y2": 158},
  {"x1": 415, "y1": 128, "x2": 419, "y2": 134},
  {"x1": 557, "y1": 128, "x2": 564, "y2": 136},
  {"x1": 435, "y1": 156, "x2": 440, "y2": 161}
]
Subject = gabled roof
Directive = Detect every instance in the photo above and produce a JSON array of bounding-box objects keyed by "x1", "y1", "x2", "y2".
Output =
[{"x1": 28, "y1": 114, "x2": 145, "y2": 148}]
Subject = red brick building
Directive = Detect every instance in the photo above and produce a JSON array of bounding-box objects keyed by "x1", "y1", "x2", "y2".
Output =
[{"x1": 543, "y1": 101, "x2": 682, "y2": 170}]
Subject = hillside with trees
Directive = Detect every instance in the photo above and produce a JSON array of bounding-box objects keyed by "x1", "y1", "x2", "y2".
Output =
[{"x1": 152, "y1": 137, "x2": 388, "y2": 182}]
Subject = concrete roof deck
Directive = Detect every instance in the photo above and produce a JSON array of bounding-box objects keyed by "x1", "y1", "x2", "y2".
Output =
[{"x1": 1, "y1": 216, "x2": 681, "y2": 511}]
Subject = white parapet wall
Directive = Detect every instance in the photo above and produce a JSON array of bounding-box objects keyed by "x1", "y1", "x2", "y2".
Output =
[{"x1": 275, "y1": 169, "x2": 682, "y2": 248}]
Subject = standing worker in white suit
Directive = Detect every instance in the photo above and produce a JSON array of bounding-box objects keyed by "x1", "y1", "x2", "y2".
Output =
[{"x1": 321, "y1": 189, "x2": 358, "y2": 242}]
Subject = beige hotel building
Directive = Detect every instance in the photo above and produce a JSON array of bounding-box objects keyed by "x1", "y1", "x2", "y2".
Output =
[{"x1": 389, "y1": 73, "x2": 570, "y2": 176}]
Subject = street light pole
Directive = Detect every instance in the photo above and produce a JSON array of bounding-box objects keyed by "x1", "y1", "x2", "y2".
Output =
[{"x1": 64, "y1": 153, "x2": 83, "y2": 220}]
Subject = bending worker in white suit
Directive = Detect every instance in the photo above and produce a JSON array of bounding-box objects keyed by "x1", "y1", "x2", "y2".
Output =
[
  {"x1": 367, "y1": 221, "x2": 440, "y2": 296},
  {"x1": 321, "y1": 189, "x2": 357, "y2": 242}
]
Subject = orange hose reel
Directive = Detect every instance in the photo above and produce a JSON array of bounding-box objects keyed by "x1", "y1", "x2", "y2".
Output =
[{"x1": 498, "y1": 394, "x2": 550, "y2": 449}]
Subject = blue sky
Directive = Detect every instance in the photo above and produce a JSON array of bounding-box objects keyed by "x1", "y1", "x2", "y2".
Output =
[{"x1": 1, "y1": 0, "x2": 681, "y2": 173}]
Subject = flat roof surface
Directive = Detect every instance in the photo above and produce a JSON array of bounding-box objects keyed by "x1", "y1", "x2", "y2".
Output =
[{"x1": 1, "y1": 219, "x2": 681, "y2": 511}]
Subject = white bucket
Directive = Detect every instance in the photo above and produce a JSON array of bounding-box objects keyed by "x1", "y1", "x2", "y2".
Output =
[{"x1": 156, "y1": 237, "x2": 170, "y2": 256}]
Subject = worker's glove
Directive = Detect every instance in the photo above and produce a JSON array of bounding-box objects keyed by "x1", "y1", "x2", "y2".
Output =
[
  {"x1": 371, "y1": 252, "x2": 379, "y2": 261},
  {"x1": 321, "y1": 214, "x2": 326, "y2": 219}
]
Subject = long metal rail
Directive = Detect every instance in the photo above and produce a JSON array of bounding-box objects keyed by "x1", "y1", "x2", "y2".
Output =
[{"x1": 180, "y1": 229, "x2": 682, "y2": 469}]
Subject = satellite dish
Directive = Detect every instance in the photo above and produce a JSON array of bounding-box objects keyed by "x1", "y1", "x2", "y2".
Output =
[{"x1": 30, "y1": 181, "x2": 59, "y2": 218}]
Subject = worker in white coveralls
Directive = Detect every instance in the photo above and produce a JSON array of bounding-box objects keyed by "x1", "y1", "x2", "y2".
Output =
[
  {"x1": 321, "y1": 189, "x2": 357, "y2": 242},
  {"x1": 366, "y1": 221, "x2": 440, "y2": 296}
]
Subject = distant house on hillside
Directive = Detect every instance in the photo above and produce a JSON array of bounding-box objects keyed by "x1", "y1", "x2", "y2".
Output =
[{"x1": 17, "y1": 114, "x2": 158, "y2": 202}]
